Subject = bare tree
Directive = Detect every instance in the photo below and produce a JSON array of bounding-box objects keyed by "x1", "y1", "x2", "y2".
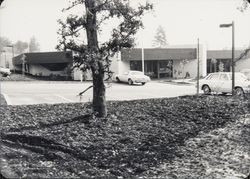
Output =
[
  {"x1": 152, "y1": 25, "x2": 167, "y2": 48},
  {"x1": 57, "y1": 0, "x2": 152, "y2": 117}
]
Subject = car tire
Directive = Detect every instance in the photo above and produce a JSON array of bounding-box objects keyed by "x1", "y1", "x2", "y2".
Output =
[
  {"x1": 128, "y1": 79, "x2": 133, "y2": 85},
  {"x1": 141, "y1": 82, "x2": 146, "y2": 85},
  {"x1": 234, "y1": 87, "x2": 244, "y2": 96},
  {"x1": 203, "y1": 85, "x2": 211, "y2": 95},
  {"x1": 116, "y1": 77, "x2": 120, "y2": 83}
]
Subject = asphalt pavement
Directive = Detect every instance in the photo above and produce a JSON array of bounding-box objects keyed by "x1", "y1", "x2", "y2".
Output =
[{"x1": 0, "y1": 81, "x2": 197, "y2": 105}]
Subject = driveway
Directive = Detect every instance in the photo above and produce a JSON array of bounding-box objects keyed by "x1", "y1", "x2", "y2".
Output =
[{"x1": 0, "y1": 81, "x2": 197, "y2": 105}]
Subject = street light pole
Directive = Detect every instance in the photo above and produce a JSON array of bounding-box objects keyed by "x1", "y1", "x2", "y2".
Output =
[
  {"x1": 232, "y1": 21, "x2": 235, "y2": 95},
  {"x1": 197, "y1": 38, "x2": 200, "y2": 96},
  {"x1": 219, "y1": 21, "x2": 235, "y2": 95}
]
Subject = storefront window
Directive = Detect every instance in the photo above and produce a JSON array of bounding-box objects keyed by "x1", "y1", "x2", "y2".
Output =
[{"x1": 130, "y1": 61, "x2": 142, "y2": 71}]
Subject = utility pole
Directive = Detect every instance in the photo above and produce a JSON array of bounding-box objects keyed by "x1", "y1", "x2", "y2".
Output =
[
  {"x1": 197, "y1": 38, "x2": 200, "y2": 95},
  {"x1": 219, "y1": 21, "x2": 235, "y2": 95}
]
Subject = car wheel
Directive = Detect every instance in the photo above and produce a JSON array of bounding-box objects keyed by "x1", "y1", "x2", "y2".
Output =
[
  {"x1": 128, "y1": 79, "x2": 133, "y2": 85},
  {"x1": 203, "y1": 85, "x2": 211, "y2": 95},
  {"x1": 141, "y1": 82, "x2": 146, "y2": 85},
  {"x1": 234, "y1": 87, "x2": 244, "y2": 96},
  {"x1": 116, "y1": 77, "x2": 120, "y2": 83}
]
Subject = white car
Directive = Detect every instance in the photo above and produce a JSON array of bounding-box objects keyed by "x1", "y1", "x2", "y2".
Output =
[
  {"x1": 240, "y1": 69, "x2": 250, "y2": 80},
  {"x1": 0, "y1": 66, "x2": 11, "y2": 76},
  {"x1": 115, "y1": 71, "x2": 151, "y2": 85},
  {"x1": 200, "y1": 72, "x2": 250, "y2": 95}
]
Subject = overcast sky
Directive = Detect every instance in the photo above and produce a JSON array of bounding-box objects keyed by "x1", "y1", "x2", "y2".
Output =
[{"x1": 0, "y1": 0, "x2": 250, "y2": 51}]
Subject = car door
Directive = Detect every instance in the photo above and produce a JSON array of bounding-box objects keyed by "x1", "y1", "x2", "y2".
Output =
[
  {"x1": 207, "y1": 73, "x2": 220, "y2": 92},
  {"x1": 120, "y1": 72, "x2": 129, "y2": 82},
  {"x1": 219, "y1": 74, "x2": 231, "y2": 93}
]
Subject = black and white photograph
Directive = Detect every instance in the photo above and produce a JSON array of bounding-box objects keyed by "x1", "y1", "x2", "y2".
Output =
[{"x1": 0, "y1": 0, "x2": 250, "y2": 178}]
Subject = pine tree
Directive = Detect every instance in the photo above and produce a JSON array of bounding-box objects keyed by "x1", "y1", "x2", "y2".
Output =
[
  {"x1": 29, "y1": 36, "x2": 40, "y2": 52},
  {"x1": 152, "y1": 25, "x2": 167, "y2": 48}
]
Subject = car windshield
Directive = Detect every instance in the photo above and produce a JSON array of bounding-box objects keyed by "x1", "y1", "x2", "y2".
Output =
[{"x1": 130, "y1": 71, "x2": 143, "y2": 75}]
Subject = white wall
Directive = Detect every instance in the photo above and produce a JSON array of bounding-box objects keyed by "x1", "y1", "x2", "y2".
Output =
[
  {"x1": 29, "y1": 64, "x2": 67, "y2": 76},
  {"x1": 73, "y1": 68, "x2": 92, "y2": 81},
  {"x1": 110, "y1": 52, "x2": 130, "y2": 80},
  {"x1": 199, "y1": 44, "x2": 207, "y2": 77},
  {"x1": 173, "y1": 59, "x2": 197, "y2": 78}
]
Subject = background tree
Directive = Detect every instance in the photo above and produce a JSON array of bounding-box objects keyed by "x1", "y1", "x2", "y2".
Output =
[
  {"x1": 57, "y1": 0, "x2": 152, "y2": 117},
  {"x1": 0, "y1": 36, "x2": 12, "y2": 52},
  {"x1": 29, "y1": 36, "x2": 40, "y2": 52},
  {"x1": 152, "y1": 25, "x2": 167, "y2": 48},
  {"x1": 14, "y1": 40, "x2": 28, "y2": 54}
]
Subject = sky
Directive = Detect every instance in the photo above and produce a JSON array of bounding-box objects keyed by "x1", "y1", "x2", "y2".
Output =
[{"x1": 0, "y1": 0, "x2": 250, "y2": 52}]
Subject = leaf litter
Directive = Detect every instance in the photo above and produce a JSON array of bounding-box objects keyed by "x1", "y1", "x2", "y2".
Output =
[{"x1": 0, "y1": 95, "x2": 249, "y2": 178}]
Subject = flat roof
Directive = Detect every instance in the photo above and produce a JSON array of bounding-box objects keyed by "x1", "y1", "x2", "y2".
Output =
[
  {"x1": 13, "y1": 51, "x2": 73, "y2": 65},
  {"x1": 207, "y1": 50, "x2": 245, "y2": 59},
  {"x1": 121, "y1": 48, "x2": 197, "y2": 61}
]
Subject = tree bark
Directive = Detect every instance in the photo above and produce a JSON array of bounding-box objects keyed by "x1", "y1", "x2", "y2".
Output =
[
  {"x1": 85, "y1": 0, "x2": 107, "y2": 117},
  {"x1": 92, "y1": 67, "x2": 107, "y2": 117}
]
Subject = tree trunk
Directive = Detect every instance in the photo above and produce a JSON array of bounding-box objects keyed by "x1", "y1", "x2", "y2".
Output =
[
  {"x1": 85, "y1": 0, "x2": 107, "y2": 117},
  {"x1": 92, "y1": 69, "x2": 107, "y2": 117}
]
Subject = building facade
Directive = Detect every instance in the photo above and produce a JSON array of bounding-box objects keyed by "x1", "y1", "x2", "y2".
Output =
[
  {"x1": 112, "y1": 45, "x2": 207, "y2": 79},
  {"x1": 12, "y1": 46, "x2": 250, "y2": 81},
  {"x1": 12, "y1": 51, "x2": 73, "y2": 79}
]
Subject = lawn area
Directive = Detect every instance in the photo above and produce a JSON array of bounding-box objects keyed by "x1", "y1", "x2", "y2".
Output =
[{"x1": 0, "y1": 95, "x2": 250, "y2": 178}]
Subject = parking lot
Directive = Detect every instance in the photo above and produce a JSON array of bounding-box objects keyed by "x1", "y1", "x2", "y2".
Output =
[{"x1": 0, "y1": 81, "x2": 197, "y2": 105}]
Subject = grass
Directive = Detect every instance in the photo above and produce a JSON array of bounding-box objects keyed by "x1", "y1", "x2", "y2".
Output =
[{"x1": 0, "y1": 95, "x2": 249, "y2": 178}]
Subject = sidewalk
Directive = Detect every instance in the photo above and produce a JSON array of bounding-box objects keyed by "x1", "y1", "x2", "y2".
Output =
[{"x1": 156, "y1": 78, "x2": 197, "y2": 85}]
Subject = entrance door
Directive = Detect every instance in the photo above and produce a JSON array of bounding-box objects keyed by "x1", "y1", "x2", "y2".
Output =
[
  {"x1": 145, "y1": 61, "x2": 158, "y2": 78},
  {"x1": 158, "y1": 60, "x2": 173, "y2": 78}
]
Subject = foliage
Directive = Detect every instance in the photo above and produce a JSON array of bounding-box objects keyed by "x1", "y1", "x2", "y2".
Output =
[
  {"x1": 218, "y1": 61, "x2": 225, "y2": 72},
  {"x1": 57, "y1": 0, "x2": 152, "y2": 75},
  {"x1": 0, "y1": 95, "x2": 249, "y2": 178},
  {"x1": 57, "y1": 0, "x2": 153, "y2": 116},
  {"x1": 29, "y1": 36, "x2": 40, "y2": 52},
  {"x1": 0, "y1": 0, "x2": 4, "y2": 7},
  {"x1": 238, "y1": 0, "x2": 250, "y2": 12},
  {"x1": 0, "y1": 36, "x2": 12, "y2": 52},
  {"x1": 152, "y1": 25, "x2": 167, "y2": 48},
  {"x1": 14, "y1": 41, "x2": 28, "y2": 54}
]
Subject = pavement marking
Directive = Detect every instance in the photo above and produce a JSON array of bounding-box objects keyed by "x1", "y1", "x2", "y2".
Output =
[
  {"x1": 1, "y1": 93, "x2": 12, "y2": 105},
  {"x1": 54, "y1": 94, "x2": 74, "y2": 102}
]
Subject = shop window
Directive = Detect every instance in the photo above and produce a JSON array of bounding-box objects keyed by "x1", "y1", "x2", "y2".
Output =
[{"x1": 130, "y1": 61, "x2": 142, "y2": 71}]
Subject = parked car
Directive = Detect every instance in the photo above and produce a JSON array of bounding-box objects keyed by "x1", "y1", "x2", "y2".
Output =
[
  {"x1": 200, "y1": 72, "x2": 250, "y2": 95},
  {"x1": 0, "y1": 66, "x2": 11, "y2": 76},
  {"x1": 115, "y1": 71, "x2": 151, "y2": 85}
]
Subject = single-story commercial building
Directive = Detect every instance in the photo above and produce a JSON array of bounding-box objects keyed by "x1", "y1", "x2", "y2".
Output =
[
  {"x1": 113, "y1": 45, "x2": 207, "y2": 79},
  {"x1": 12, "y1": 46, "x2": 250, "y2": 80},
  {"x1": 12, "y1": 51, "x2": 73, "y2": 79},
  {"x1": 207, "y1": 50, "x2": 250, "y2": 74}
]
